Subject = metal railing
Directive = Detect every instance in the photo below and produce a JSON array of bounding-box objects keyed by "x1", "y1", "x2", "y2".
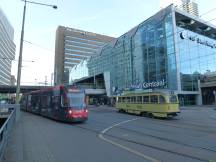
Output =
[{"x1": 0, "y1": 104, "x2": 19, "y2": 160}]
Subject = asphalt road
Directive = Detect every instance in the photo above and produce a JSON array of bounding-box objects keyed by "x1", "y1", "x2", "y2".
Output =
[{"x1": 3, "y1": 105, "x2": 216, "y2": 162}]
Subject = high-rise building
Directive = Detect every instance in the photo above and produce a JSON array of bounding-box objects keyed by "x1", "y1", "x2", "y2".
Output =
[
  {"x1": 160, "y1": 0, "x2": 199, "y2": 16},
  {"x1": 181, "y1": 0, "x2": 199, "y2": 16},
  {"x1": 0, "y1": 8, "x2": 16, "y2": 85},
  {"x1": 54, "y1": 26, "x2": 114, "y2": 85}
]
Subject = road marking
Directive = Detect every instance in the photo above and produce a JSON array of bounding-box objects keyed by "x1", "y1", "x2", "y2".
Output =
[{"x1": 98, "y1": 118, "x2": 160, "y2": 162}]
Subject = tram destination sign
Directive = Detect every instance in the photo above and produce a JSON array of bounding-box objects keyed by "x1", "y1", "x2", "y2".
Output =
[{"x1": 131, "y1": 79, "x2": 166, "y2": 89}]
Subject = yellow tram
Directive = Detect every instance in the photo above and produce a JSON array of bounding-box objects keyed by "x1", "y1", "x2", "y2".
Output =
[{"x1": 115, "y1": 92, "x2": 180, "y2": 118}]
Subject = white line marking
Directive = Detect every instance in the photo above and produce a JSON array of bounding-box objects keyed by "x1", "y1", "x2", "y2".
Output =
[{"x1": 98, "y1": 118, "x2": 160, "y2": 162}]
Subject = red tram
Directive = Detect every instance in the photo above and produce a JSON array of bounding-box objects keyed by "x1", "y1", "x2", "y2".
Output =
[{"x1": 20, "y1": 85, "x2": 88, "y2": 122}]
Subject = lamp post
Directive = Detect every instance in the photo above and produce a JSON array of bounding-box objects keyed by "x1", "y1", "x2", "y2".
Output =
[{"x1": 15, "y1": 0, "x2": 57, "y2": 103}]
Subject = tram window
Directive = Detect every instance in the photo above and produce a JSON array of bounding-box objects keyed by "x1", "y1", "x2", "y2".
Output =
[
  {"x1": 150, "y1": 95, "x2": 158, "y2": 103},
  {"x1": 35, "y1": 96, "x2": 40, "y2": 107},
  {"x1": 170, "y1": 95, "x2": 178, "y2": 103},
  {"x1": 122, "y1": 97, "x2": 126, "y2": 102},
  {"x1": 159, "y1": 95, "x2": 166, "y2": 103},
  {"x1": 126, "y1": 97, "x2": 131, "y2": 102},
  {"x1": 41, "y1": 95, "x2": 51, "y2": 107},
  {"x1": 131, "y1": 96, "x2": 136, "y2": 102},
  {"x1": 53, "y1": 90, "x2": 60, "y2": 96},
  {"x1": 31, "y1": 95, "x2": 39, "y2": 107},
  {"x1": 31, "y1": 95, "x2": 35, "y2": 106},
  {"x1": 20, "y1": 96, "x2": 26, "y2": 105},
  {"x1": 61, "y1": 95, "x2": 68, "y2": 107},
  {"x1": 118, "y1": 97, "x2": 122, "y2": 102},
  {"x1": 143, "y1": 96, "x2": 149, "y2": 103},
  {"x1": 137, "y1": 96, "x2": 142, "y2": 103},
  {"x1": 52, "y1": 96, "x2": 60, "y2": 105},
  {"x1": 20, "y1": 97, "x2": 23, "y2": 104},
  {"x1": 27, "y1": 95, "x2": 31, "y2": 106}
]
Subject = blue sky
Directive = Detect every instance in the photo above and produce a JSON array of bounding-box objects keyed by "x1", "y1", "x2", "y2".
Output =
[{"x1": 0, "y1": 0, "x2": 216, "y2": 85}]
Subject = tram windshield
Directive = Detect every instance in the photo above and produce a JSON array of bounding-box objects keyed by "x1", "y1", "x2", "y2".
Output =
[{"x1": 67, "y1": 92, "x2": 85, "y2": 108}]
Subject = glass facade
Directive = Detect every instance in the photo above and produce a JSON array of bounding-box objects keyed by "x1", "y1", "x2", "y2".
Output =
[
  {"x1": 177, "y1": 27, "x2": 216, "y2": 91},
  {"x1": 134, "y1": 10, "x2": 177, "y2": 90},
  {"x1": 69, "y1": 59, "x2": 89, "y2": 82},
  {"x1": 87, "y1": 6, "x2": 177, "y2": 95}
]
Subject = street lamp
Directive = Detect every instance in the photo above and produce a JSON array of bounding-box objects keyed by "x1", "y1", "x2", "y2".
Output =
[{"x1": 15, "y1": 0, "x2": 57, "y2": 103}]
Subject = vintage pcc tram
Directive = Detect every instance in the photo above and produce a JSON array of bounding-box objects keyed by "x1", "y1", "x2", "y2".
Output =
[
  {"x1": 20, "y1": 85, "x2": 88, "y2": 122},
  {"x1": 115, "y1": 91, "x2": 180, "y2": 118}
]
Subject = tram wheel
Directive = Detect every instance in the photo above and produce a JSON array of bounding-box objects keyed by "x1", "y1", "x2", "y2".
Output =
[
  {"x1": 118, "y1": 109, "x2": 125, "y2": 113},
  {"x1": 140, "y1": 112, "x2": 147, "y2": 117},
  {"x1": 148, "y1": 113, "x2": 154, "y2": 118}
]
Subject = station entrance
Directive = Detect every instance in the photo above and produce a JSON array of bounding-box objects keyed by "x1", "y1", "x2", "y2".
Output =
[{"x1": 200, "y1": 73, "x2": 216, "y2": 105}]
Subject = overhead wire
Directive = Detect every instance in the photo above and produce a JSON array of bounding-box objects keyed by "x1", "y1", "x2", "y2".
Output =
[
  {"x1": 23, "y1": 40, "x2": 54, "y2": 52},
  {"x1": 199, "y1": 7, "x2": 216, "y2": 18}
]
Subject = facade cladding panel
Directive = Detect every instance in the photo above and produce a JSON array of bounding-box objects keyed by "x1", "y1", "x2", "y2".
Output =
[
  {"x1": 0, "y1": 8, "x2": 16, "y2": 85},
  {"x1": 54, "y1": 26, "x2": 114, "y2": 85},
  {"x1": 86, "y1": 5, "x2": 216, "y2": 105}
]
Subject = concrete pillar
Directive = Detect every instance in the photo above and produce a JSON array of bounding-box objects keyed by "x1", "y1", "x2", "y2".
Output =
[{"x1": 196, "y1": 80, "x2": 203, "y2": 105}]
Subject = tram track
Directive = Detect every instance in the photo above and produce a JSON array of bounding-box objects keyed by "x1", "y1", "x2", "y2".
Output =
[
  {"x1": 139, "y1": 117, "x2": 216, "y2": 134},
  {"x1": 89, "y1": 113, "x2": 216, "y2": 135},
  {"x1": 116, "y1": 125, "x2": 216, "y2": 153},
  {"x1": 86, "y1": 117, "x2": 216, "y2": 153},
  {"x1": 90, "y1": 108, "x2": 216, "y2": 133},
  {"x1": 73, "y1": 118, "x2": 214, "y2": 162},
  {"x1": 173, "y1": 119, "x2": 216, "y2": 130}
]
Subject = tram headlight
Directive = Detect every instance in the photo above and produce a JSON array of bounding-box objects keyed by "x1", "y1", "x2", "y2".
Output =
[{"x1": 69, "y1": 110, "x2": 72, "y2": 114}]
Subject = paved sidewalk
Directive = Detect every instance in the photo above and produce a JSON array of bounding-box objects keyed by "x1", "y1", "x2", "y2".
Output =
[{"x1": 3, "y1": 112, "x2": 59, "y2": 162}]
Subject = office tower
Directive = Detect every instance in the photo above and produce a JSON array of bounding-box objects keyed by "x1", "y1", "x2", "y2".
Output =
[
  {"x1": 54, "y1": 26, "x2": 114, "y2": 85},
  {"x1": 181, "y1": 0, "x2": 199, "y2": 16},
  {"x1": 0, "y1": 8, "x2": 16, "y2": 85},
  {"x1": 160, "y1": 0, "x2": 199, "y2": 16}
]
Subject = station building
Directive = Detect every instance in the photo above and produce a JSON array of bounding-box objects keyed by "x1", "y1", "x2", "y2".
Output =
[{"x1": 69, "y1": 5, "x2": 216, "y2": 105}]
